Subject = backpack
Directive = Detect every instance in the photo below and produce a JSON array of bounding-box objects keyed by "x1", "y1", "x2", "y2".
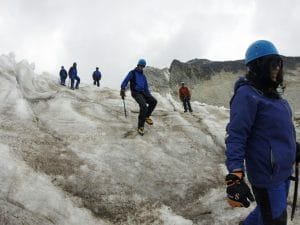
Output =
[{"x1": 129, "y1": 70, "x2": 137, "y2": 92}]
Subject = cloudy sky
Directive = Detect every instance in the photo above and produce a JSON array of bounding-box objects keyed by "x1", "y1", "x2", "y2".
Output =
[{"x1": 0, "y1": 0, "x2": 300, "y2": 88}]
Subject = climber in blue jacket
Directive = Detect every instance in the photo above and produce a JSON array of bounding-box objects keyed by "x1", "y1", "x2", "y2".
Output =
[
  {"x1": 225, "y1": 40, "x2": 298, "y2": 225},
  {"x1": 59, "y1": 66, "x2": 67, "y2": 86},
  {"x1": 120, "y1": 59, "x2": 157, "y2": 136},
  {"x1": 92, "y1": 67, "x2": 102, "y2": 87},
  {"x1": 68, "y1": 62, "x2": 80, "y2": 90}
]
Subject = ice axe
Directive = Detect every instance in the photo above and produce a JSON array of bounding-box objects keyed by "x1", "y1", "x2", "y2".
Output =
[
  {"x1": 291, "y1": 161, "x2": 299, "y2": 221},
  {"x1": 122, "y1": 99, "x2": 127, "y2": 118}
]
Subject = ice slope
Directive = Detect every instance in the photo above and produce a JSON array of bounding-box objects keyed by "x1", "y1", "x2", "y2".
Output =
[{"x1": 0, "y1": 53, "x2": 298, "y2": 225}]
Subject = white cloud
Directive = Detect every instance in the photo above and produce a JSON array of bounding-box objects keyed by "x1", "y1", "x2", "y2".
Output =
[{"x1": 0, "y1": 0, "x2": 299, "y2": 88}]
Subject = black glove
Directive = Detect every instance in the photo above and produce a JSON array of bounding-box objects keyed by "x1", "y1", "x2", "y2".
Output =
[
  {"x1": 120, "y1": 89, "x2": 125, "y2": 100},
  {"x1": 226, "y1": 171, "x2": 255, "y2": 208},
  {"x1": 296, "y1": 142, "x2": 300, "y2": 163}
]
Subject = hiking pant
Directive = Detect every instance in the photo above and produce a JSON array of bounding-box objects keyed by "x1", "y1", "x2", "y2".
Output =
[
  {"x1": 70, "y1": 76, "x2": 80, "y2": 89},
  {"x1": 93, "y1": 79, "x2": 100, "y2": 87},
  {"x1": 182, "y1": 97, "x2": 192, "y2": 112},
  {"x1": 132, "y1": 93, "x2": 157, "y2": 128},
  {"x1": 243, "y1": 179, "x2": 290, "y2": 225},
  {"x1": 60, "y1": 75, "x2": 67, "y2": 85}
]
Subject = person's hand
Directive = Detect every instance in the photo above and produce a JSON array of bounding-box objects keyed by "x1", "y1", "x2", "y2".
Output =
[
  {"x1": 120, "y1": 89, "x2": 125, "y2": 100},
  {"x1": 296, "y1": 142, "x2": 300, "y2": 163},
  {"x1": 225, "y1": 171, "x2": 255, "y2": 208}
]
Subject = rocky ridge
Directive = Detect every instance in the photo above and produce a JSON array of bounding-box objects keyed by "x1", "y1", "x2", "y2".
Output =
[{"x1": 145, "y1": 56, "x2": 300, "y2": 112}]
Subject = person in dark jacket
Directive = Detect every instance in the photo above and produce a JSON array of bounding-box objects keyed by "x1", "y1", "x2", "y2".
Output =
[
  {"x1": 92, "y1": 67, "x2": 102, "y2": 87},
  {"x1": 120, "y1": 59, "x2": 157, "y2": 136},
  {"x1": 179, "y1": 82, "x2": 192, "y2": 112},
  {"x1": 225, "y1": 40, "x2": 298, "y2": 225},
  {"x1": 59, "y1": 66, "x2": 67, "y2": 86},
  {"x1": 68, "y1": 62, "x2": 80, "y2": 90}
]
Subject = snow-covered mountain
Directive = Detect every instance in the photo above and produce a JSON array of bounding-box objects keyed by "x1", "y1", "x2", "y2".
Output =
[{"x1": 0, "y1": 53, "x2": 299, "y2": 225}]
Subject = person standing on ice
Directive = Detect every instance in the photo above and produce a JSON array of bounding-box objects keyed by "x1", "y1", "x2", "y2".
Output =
[
  {"x1": 120, "y1": 59, "x2": 157, "y2": 136},
  {"x1": 68, "y1": 62, "x2": 80, "y2": 90},
  {"x1": 59, "y1": 66, "x2": 67, "y2": 86},
  {"x1": 179, "y1": 82, "x2": 192, "y2": 112},
  {"x1": 225, "y1": 40, "x2": 299, "y2": 225},
  {"x1": 92, "y1": 67, "x2": 102, "y2": 87}
]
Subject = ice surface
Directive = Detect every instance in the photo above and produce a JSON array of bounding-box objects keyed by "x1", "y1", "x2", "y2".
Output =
[{"x1": 0, "y1": 53, "x2": 298, "y2": 224}]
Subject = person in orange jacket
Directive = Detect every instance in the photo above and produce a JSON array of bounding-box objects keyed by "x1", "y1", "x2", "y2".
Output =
[{"x1": 179, "y1": 82, "x2": 192, "y2": 112}]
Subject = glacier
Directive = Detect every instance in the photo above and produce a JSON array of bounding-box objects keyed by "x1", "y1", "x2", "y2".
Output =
[{"x1": 0, "y1": 53, "x2": 298, "y2": 225}]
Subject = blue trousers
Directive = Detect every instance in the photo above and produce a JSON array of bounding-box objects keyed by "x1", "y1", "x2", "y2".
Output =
[
  {"x1": 244, "y1": 179, "x2": 290, "y2": 225},
  {"x1": 70, "y1": 77, "x2": 80, "y2": 89}
]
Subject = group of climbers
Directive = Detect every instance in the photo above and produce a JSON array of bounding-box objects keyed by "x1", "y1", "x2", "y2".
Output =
[
  {"x1": 59, "y1": 63, "x2": 102, "y2": 90},
  {"x1": 58, "y1": 40, "x2": 299, "y2": 225},
  {"x1": 120, "y1": 59, "x2": 193, "y2": 135},
  {"x1": 119, "y1": 42, "x2": 299, "y2": 224}
]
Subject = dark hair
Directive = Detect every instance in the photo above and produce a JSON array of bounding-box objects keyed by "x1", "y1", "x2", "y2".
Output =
[{"x1": 245, "y1": 55, "x2": 283, "y2": 98}]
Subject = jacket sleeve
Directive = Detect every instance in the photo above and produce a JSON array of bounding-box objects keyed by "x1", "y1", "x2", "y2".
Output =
[
  {"x1": 225, "y1": 87, "x2": 258, "y2": 172},
  {"x1": 74, "y1": 68, "x2": 78, "y2": 77},
  {"x1": 144, "y1": 78, "x2": 151, "y2": 96},
  {"x1": 121, "y1": 71, "x2": 134, "y2": 90}
]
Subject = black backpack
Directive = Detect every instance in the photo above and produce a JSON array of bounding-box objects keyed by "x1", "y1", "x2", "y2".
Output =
[{"x1": 129, "y1": 70, "x2": 137, "y2": 92}]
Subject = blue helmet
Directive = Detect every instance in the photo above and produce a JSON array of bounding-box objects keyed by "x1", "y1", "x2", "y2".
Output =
[
  {"x1": 245, "y1": 40, "x2": 279, "y2": 65},
  {"x1": 137, "y1": 59, "x2": 146, "y2": 67}
]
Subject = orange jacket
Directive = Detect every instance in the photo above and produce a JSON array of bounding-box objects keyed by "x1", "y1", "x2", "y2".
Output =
[{"x1": 179, "y1": 86, "x2": 191, "y2": 100}]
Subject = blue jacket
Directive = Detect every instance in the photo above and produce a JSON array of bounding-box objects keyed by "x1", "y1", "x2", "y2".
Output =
[
  {"x1": 121, "y1": 69, "x2": 151, "y2": 96},
  {"x1": 225, "y1": 77, "x2": 296, "y2": 188},
  {"x1": 93, "y1": 70, "x2": 101, "y2": 80},
  {"x1": 68, "y1": 67, "x2": 77, "y2": 79},
  {"x1": 60, "y1": 68, "x2": 67, "y2": 78}
]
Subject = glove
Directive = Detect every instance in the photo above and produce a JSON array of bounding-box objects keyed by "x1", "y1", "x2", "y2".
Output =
[
  {"x1": 296, "y1": 142, "x2": 300, "y2": 163},
  {"x1": 225, "y1": 171, "x2": 255, "y2": 208},
  {"x1": 120, "y1": 89, "x2": 125, "y2": 100}
]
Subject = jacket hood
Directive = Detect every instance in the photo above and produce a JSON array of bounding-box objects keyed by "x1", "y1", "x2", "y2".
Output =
[{"x1": 233, "y1": 77, "x2": 249, "y2": 94}]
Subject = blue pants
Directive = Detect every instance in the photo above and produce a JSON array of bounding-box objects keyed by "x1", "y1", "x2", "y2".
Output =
[
  {"x1": 70, "y1": 77, "x2": 80, "y2": 89},
  {"x1": 60, "y1": 75, "x2": 67, "y2": 85},
  {"x1": 244, "y1": 179, "x2": 290, "y2": 225}
]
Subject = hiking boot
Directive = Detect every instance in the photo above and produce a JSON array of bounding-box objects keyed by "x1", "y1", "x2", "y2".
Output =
[
  {"x1": 137, "y1": 127, "x2": 144, "y2": 136},
  {"x1": 145, "y1": 117, "x2": 153, "y2": 125}
]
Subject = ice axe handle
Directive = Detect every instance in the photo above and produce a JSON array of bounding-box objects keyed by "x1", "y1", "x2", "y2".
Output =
[
  {"x1": 291, "y1": 162, "x2": 299, "y2": 221},
  {"x1": 122, "y1": 99, "x2": 127, "y2": 118}
]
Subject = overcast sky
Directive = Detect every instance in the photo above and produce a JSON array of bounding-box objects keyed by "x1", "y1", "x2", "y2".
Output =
[{"x1": 1, "y1": 0, "x2": 300, "y2": 88}]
